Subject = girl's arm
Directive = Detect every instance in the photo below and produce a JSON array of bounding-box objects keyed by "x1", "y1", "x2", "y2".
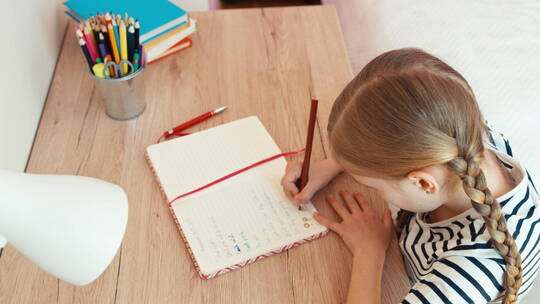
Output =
[
  {"x1": 313, "y1": 190, "x2": 393, "y2": 304},
  {"x1": 347, "y1": 248, "x2": 386, "y2": 304}
]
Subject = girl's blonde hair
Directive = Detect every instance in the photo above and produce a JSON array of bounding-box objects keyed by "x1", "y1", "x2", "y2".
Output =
[{"x1": 328, "y1": 48, "x2": 522, "y2": 303}]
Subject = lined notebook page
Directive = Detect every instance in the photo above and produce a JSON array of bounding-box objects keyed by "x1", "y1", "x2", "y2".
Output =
[{"x1": 146, "y1": 116, "x2": 327, "y2": 276}]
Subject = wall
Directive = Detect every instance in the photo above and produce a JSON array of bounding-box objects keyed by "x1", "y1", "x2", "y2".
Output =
[
  {"x1": 171, "y1": 0, "x2": 209, "y2": 11},
  {"x1": 0, "y1": 1, "x2": 210, "y2": 172},
  {"x1": 0, "y1": 1, "x2": 67, "y2": 172}
]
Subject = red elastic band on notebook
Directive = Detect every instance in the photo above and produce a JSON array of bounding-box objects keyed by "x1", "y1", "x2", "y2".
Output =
[{"x1": 168, "y1": 149, "x2": 305, "y2": 206}]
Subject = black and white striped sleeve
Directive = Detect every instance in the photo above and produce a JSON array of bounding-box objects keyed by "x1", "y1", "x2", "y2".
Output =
[
  {"x1": 400, "y1": 256, "x2": 504, "y2": 304},
  {"x1": 485, "y1": 122, "x2": 514, "y2": 157}
]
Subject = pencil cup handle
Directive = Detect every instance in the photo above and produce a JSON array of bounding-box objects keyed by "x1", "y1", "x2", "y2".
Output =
[{"x1": 118, "y1": 61, "x2": 135, "y2": 78}]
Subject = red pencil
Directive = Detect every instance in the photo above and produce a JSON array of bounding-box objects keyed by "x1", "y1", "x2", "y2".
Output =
[
  {"x1": 83, "y1": 26, "x2": 98, "y2": 63},
  {"x1": 296, "y1": 99, "x2": 318, "y2": 210},
  {"x1": 163, "y1": 106, "x2": 227, "y2": 138}
]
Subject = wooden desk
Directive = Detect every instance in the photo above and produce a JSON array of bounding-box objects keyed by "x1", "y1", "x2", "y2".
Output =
[{"x1": 0, "y1": 6, "x2": 410, "y2": 303}]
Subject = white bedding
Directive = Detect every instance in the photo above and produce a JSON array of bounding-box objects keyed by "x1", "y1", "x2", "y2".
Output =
[{"x1": 326, "y1": 0, "x2": 540, "y2": 180}]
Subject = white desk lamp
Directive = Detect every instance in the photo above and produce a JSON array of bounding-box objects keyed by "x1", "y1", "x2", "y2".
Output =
[{"x1": 0, "y1": 169, "x2": 128, "y2": 286}]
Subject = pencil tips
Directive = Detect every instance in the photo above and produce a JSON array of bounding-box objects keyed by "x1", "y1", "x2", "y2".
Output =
[{"x1": 74, "y1": 11, "x2": 143, "y2": 78}]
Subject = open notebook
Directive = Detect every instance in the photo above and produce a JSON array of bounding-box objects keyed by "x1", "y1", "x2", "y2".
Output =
[{"x1": 146, "y1": 116, "x2": 328, "y2": 279}]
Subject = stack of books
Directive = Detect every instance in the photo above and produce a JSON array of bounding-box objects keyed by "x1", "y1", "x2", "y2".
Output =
[{"x1": 64, "y1": 0, "x2": 196, "y2": 64}]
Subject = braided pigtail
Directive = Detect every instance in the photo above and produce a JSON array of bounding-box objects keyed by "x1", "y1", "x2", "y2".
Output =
[
  {"x1": 448, "y1": 155, "x2": 522, "y2": 303},
  {"x1": 326, "y1": 48, "x2": 523, "y2": 302}
]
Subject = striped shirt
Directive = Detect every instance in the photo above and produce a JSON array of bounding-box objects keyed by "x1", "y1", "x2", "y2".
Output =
[{"x1": 399, "y1": 129, "x2": 540, "y2": 304}]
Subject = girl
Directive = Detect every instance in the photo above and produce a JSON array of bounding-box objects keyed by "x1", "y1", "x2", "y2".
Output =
[{"x1": 281, "y1": 48, "x2": 539, "y2": 304}]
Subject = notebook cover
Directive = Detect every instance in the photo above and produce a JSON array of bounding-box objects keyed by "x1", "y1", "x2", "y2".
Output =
[
  {"x1": 143, "y1": 21, "x2": 190, "y2": 50},
  {"x1": 64, "y1": 0, "x2": 187, "y2": 42},
  {"x1": 144, "y1": 19, "x2": 197, "y2": 62},
  {"x1": 148, "y1": 38, "x2": 192, "y2": 64},
  {"x1": 144, "y1": 119, "x2": 329, "y2": 279}
]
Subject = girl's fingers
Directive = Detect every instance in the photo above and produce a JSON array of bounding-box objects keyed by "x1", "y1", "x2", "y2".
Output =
[
  {"x1": 281, "y1": 161, "x2": 302, "y2": 201},
  {"x1": 340, "y1": 190, "x2": 361, "y2": 214},
  {"x1": 281, "y1": 161, "x2": 302, "y2": 186},
  {"x1": 313, "y1": 212, "x2": 340, "y2": 232},
  {"x1": 282, "y1": 183, "x2": 299, "y2": 200},
  {"x1": 326, "y1": 193, "x2": 351, "y2": 220},
  {"x1": 294, "y1": 184, "x2": 316, "y2": 205},
  {"x1": 353, "y1": 192, "x2": 370, "y2": 214}
]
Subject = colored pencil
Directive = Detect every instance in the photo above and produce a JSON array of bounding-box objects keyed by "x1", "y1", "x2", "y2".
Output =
[
  {"x1": 86, "y1": 26, "x2": 98, "y2": 55},
  {"x1": 93, "y1": 24, "x2": 101, "y2": 39},
  {"x1": 133, "y1": 52, "x2": 140, "y2": 71},
  {"x1": 97, "y1": 32, "x2": 108, "y2": 59},
  {"x1": 75, "y1": 29, "x2": 84, "y2": 40},
  {"x1": 134, "y1": 20, "x2": 140, "y2": 48},
  {"x1": 78, "y1": 38, "x2": 94, "y2": 69},
  {"x1": 107, "y1": 23, "x2": 120, "y2": 63},
  {"x1": 119, "y1": 20, "x2": 128, "y2": 74},
  {"x1": 127, "y1": 24, "x2": 135, "y2": 62},
  {"x1": 83, "y1": 27, "x2": 98, "y2": 63},
  {"x1": 104, "y1": 54, "x2": 115, "y2": 77},
  {"x1": 296, "y1": 99, "x2": 319, "y2": 209},
  {"x1": 75, "y1": 12, "x2": 144, "y2": 78},
  {"x1": 138, "y1": 44, "x2": 144, "y2": 66},
  {"x1": 100, "y1": 24, "x2": 111, "y2": 55},
  {"x1": 105, "y1": 12, "x2": 112, "y2": 24},
  {"x1": 113, "y1": 20, "x2": 121, "y2": 59}
]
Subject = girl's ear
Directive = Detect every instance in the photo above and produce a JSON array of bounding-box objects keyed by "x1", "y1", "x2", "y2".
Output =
[{"x1": 407, "y1": 170, "x2": 440, "y2": 195}]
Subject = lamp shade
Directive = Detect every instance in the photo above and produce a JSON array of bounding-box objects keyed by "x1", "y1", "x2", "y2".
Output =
[{"x1": 0, "y1": 169, "x2": 128, "y2": 286}]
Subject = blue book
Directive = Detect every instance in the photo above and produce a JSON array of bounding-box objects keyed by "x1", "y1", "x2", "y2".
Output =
[{"x1": 64, "y1": 0, "x2": 188, "y2": 43}]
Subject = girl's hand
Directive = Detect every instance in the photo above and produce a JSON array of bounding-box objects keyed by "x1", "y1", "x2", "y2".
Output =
[
  {"x1": 314, "y1": 190, "x2": 393, "y2": 257},
  {"x1": 280, "y1": 158, "x2": 343, "y2": 206}
]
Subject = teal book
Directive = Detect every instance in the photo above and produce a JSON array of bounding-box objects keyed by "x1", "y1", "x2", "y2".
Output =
[{"x1": 64, "y1": 0, "x2": 188, "y2": 43}]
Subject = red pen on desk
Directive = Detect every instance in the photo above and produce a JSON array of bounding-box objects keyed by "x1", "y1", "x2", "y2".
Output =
[{"x1": 163, "y1": 106, "x2": 227, "y2": 139}]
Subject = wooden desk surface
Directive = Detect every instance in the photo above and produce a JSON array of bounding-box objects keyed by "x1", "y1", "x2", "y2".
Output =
[{"x1": 0, "y1": 6, "x2": 410, "y2": 303}]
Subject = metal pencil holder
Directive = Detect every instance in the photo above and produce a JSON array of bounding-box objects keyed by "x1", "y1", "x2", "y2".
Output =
[{"x1": 90, "y1": 60, "x2": 146, "y2": 120}]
